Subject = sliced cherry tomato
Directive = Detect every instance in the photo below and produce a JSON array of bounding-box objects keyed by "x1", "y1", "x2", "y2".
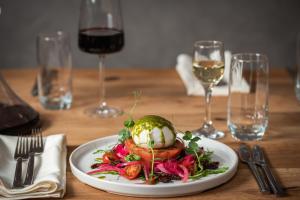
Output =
[
  {"x1": 124, "y1": 139, "x2": 184, "y2": 163},
  {"x1": 102, "y1": 151, "x2": 119, "y2": 164},
  {"x1": 123, "y1": 164, "x2": 142, "y2": 180}
]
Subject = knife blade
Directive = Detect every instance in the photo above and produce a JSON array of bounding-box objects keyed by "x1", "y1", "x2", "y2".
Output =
[
  {"x1": 253, "y1": 145, "x2": 286, "y2": 196},
  {"x1": 238, "y1": 144, "x2": 270, "y2": 193}
]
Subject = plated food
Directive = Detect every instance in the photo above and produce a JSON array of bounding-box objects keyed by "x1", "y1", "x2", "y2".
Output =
[{"x1": 87, "y1": 115, "x2": 228, "y2": 184}]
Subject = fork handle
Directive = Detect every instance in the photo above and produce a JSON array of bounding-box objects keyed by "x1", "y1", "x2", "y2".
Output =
[
  {"x1": 13, "y1": 157, "x2": 23, "y2": 188},
  {"x1": 24, "y1": 153, "x2": 35, "y2": 186}
]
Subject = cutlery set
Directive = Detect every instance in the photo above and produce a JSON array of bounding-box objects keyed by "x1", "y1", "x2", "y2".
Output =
[
  {"x1": 238, "y1": 144, "x2": 285, "y2": 197},
  {"x1": 12, "y1": 129, "x2": 44, "y2": 188}
]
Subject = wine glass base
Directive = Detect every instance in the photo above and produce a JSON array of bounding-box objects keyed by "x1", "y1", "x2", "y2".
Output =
[
  {"x1": 84, "y1": 105, "x2": 123, "y2": 118},
  {"x1": 192, "y1": 127, "x2": 225, "y2": 140}
]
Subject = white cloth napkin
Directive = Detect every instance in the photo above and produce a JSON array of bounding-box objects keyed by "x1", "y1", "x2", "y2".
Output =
[
  {"x1": 176, "y1": 51, "x2": 250, "y2": 96},
  {"x1": 0, "y1": 134, "x2": 66, "y2": 199}
]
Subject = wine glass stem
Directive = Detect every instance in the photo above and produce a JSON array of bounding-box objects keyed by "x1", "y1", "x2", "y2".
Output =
[
  {"x1": 204, "y1": 86, "x2": 212, "y2": 126},
  {"x1": 98, "y1": 55, "x2": 106, "y2": 107}
]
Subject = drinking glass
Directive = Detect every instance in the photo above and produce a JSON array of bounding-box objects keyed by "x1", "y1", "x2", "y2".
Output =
[
  {"x1": 227, "y1": 53, "x2": 269, "y2": 141},
  {"x1": 192, "y1": 41, "x2": 225, "y2": 139},
  {"x1": 78, "y1": 0, "x2": 124, "y2": 118},
  {"x1": 37, "y1": 31, "x2": 72, "y2": 110}
]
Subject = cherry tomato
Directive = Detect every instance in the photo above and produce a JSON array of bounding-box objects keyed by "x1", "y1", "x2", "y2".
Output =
[
  {"x1": 124, "y1": 139, "x2": 184, "y2": 163},
  {"x1": 123, "y1": 164, "x2": 142, "y2": 180},
  {"x1": 102, "y1": 151, "x2": 118, "y2": 164}
]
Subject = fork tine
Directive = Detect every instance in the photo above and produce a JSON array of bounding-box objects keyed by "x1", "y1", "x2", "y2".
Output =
[
  {"x1": 29, "y1": 134, "x2": 33, "y2": 152},
  {"x1": 34, "y1": 131, "x2": 39, "y2": 149},
  {"x1": 39, "y1": 130, "x2": 43, "y2": 150},
  {"x1": 20, "y1": 136, "x2": 24, "y2": 156},
  {"x1": 25, "y1": 136, "x2": 29, "y2": 158}
]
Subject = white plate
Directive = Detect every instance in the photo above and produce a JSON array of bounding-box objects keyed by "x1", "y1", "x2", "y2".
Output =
[{"x1": 69, "y1": 135, "x2": 238, "y2": 197}]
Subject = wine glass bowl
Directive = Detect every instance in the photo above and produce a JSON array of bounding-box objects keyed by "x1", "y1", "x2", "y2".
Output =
[
  {"x1": 78, "y1": 0, "x2": 124, "y2": 118},
  {"x1": 192, "y1": 40, "x2": 225, "y2": 139}
]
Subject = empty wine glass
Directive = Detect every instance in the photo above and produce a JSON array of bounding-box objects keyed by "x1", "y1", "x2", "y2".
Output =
[{"x1": 78, "y1": 0, "x2": 124, "y2": 118}]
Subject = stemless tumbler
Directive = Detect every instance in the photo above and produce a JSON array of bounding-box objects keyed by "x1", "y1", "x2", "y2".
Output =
[
  {"x1": 37, "y1": 31, "x2": 72, "y2": 110},
  {"x1": 228, "y1": 53, "x2": 269, "y2": 141}
]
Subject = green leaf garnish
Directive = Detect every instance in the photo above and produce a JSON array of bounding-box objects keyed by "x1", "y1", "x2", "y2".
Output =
[
  {"x1": 124, "y1": 119, "x2": 135, "y2": 128},
  {"x1": 92, "y1": 171, "x2": 119, "y2": 175},
  {"x1": 190, "y1": 167, "x2": 229, "y2": 180},
  {"x1": 183, "y1": 131, "x2": 193, "y2": 140},
  {"x1": 147, "y1": 139, "x2": 155, "y2": 148},
  {"x1": 93, "y1": 149, "x2": 106, "y2": 154},
  {"x1": 94, "y1": 157, "x2": 103, "y2": 163},
  {"x1": 125, "y1": 154, "x2": 141, "y2": 162},
  {"x1": 118, "y1": 128, "x2": 131, "y2": 143},
  {"x1": 188, "y1": 141, "x2": 198, "y2": 151},
  {"x1": 191, "y1": 137, "x2": 201, "y2": 142}
]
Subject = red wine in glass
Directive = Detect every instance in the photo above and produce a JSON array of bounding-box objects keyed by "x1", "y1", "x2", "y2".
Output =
[
  {"x1": 79, "y1": 27, "x2": 124, "y2": 54},
  {"x1": 78, "y1": 0, "x2": 124, "y2": 118}
]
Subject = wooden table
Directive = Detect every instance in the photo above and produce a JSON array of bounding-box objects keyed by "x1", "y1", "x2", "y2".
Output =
[{"x1": 2, "y1": 68, "x2": 300, "y2": 199}]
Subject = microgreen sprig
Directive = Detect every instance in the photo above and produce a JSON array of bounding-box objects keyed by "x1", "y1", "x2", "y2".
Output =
[
  {"x1": 118, "y1": 91, "x2": 141, "y2": 143},
  {"x1": 182, "y1": 131, "x2": 203, "y2": 171},
  {"x1": 147, "y1": 135, "x2": 155, "y2": 180}
]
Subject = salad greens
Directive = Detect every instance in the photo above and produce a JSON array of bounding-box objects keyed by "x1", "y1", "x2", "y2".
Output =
[{"x1": 182, "y1": 131, "x2": 228, "y2": 178}]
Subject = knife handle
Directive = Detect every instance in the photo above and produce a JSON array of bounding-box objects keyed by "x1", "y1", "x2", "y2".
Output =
[
  {"x1": 262, "y1": 165, "x2": 285, "y2": 196},
  {"x1": 248, "y1": 162, "x2": 269, "y2": 193}
]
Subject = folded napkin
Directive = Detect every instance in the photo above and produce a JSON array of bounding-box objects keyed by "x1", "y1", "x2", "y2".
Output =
[
  {"x1": 176, "y1": 51, "x2": 250, "y2": 96},
  {"x1": 0, "y1": 134, "x2": 66, "y2": 199}
]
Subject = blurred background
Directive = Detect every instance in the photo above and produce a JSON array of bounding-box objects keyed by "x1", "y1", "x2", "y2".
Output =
[{"x1": 0, "y1": 0, "x2": 299, "y2": 69}]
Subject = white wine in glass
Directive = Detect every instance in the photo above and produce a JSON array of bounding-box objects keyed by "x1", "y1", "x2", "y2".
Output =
[
  {"x1": 193, "y1": 60, "x2": 225, "y2": 86},
  {"x1": 192, "y1": 41, "x2": 225, "y2": 139}
]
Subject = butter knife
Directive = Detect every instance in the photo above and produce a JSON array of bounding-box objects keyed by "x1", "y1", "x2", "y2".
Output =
[
  {"x1": 238, "y1": 144, "x2": 270, "y2": 193},
  {"x1": 253, "y1": 145, "x2": 286, "y2": 196}
]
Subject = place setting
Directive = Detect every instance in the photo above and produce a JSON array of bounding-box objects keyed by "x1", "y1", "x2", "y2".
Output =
[
  {"x1": 1, "y1": 0, "x2": 299, "y2": 199},
  {"x1": 0, "y1": 131, "x2": 66, "y2": 199}
]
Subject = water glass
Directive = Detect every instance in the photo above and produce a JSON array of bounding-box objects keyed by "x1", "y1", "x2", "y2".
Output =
[
  {"x1": 227, "y1": 53, "x2": 269, "y2": 141},
  {"x1": 37, "y1": 31, "x2": 72, "y2": 110}
]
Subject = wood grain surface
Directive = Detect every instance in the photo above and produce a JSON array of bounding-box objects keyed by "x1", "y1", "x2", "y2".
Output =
[{"x1": 2, "y1": 68, "x2": 300, "y2": 200}]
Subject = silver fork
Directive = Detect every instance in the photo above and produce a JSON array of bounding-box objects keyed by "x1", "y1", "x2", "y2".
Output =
[
  {"x1": 24, "y1": 129, "x2": 44, "y2": 186},
  {"x1": 13, "y1": 135, "x2": 29, "y2": 188}
]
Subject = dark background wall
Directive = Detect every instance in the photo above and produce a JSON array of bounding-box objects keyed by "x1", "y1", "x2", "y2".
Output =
[{"x1": 0, "y1": 0, "x2": 299, "y2": 69}]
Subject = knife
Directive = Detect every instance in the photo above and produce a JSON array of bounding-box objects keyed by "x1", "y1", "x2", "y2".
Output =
[
  {"x1": 252, "y1": 145, "x2": 271, "y2": 193},
  {"x1": 238, "y1": 144, "x2": 270, "y2": 193},
  {"x1": 253, "y1": 145, "x2": 286, "y2": 196}
]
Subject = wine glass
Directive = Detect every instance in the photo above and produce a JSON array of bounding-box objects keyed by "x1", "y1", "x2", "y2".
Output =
[
  {"x1": 192, "y1": 41, "x2": 225, "y2": 139},
  {"x1": 78, "y1": 0, "x2": 124, "y2": 118}
]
